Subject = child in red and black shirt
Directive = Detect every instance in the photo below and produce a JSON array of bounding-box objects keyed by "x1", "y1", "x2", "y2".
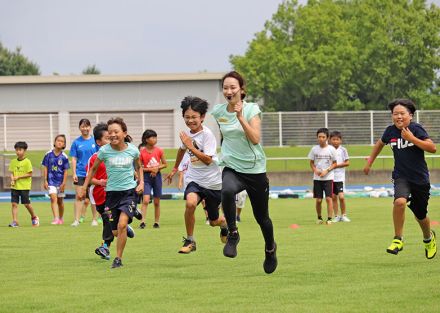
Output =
[{"x1": 86, "y1": 123, "x2": 112, "y2": 259}]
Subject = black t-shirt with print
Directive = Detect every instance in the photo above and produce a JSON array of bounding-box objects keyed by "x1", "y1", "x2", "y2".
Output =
[{"x1": 381, "y1": 122, "x2": 430, "y2": 184}]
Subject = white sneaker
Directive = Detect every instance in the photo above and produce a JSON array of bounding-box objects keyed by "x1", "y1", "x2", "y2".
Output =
[
  {"x1": 71, "y1": 220, "x2": 80, "y2": 227},
  {"x1": 332, "y1": 216, "x2": 341, "y2": 223},
  {"x1": 341, "y1": 215, "x2": 351, "y2": 222},
  {"x1": 91, "y1": 220, "x2": 98, "y2": 226},
  {"x1": 326, "y1": 219, "x2": 332, "y2": 225},
  {"x1": 316, "y1": 219, "x2": 324, "y2": 225}
]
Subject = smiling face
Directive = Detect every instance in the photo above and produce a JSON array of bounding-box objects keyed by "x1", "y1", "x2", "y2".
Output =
[
  {"x1": 223, "y1": 77, "x2": 242, "y2": 104},
  {"x1": 108, "y1": 123, "x2": 126, "y2": 148},
  {"x1": 391, "y1": 104, "x2": 412, "y2": 129},
  {"x1": 183, "y1": 107, "x2": 204, "y2": 133},
  {"x1": 79, "y1": 123, "x2": 91, "y2": 137}
]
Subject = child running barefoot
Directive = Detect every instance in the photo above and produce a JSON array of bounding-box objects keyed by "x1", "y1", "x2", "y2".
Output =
[
  {"x1": 166, "y1": 96, "x2": 228, "y2": 254},
  {"x1": 80, "y1": 117, "x2": 144, "y2": 268}
]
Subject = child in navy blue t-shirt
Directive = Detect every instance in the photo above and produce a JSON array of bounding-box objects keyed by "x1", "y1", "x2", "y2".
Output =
[
  {"x1": 364, "y1": 99, "x2": 437, "y2": 259},
  {"x1": 42, "y1": 135, "x2": 70, "y2": 224}
]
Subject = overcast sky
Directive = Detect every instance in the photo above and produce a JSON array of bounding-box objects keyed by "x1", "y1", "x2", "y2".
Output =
[{"x1": 0, "y1": 0, "x2": 438, "y2": 76}]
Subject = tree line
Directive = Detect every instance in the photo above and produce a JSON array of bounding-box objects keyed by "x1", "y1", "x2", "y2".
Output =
[
  {"x1": 0, "y1": 43, "x2": 100, "y2": 76},
  {"x1": 231, "y1": 0, "x2": 440, "y2": 111}
]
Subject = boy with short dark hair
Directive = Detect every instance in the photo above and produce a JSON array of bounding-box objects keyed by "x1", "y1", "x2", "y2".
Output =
[
  {"x1": 329, "y1": 131, "x2": 350, "y2": 222},
  {"x1": 8, "y1": 141, "x2": 39, "y2": 227},
  {"x1": 308, "y1": 128, "x2": 337, "y2": 224},
  {"x1": 364, "y1": 98, "x2": 437, "y2": 259},
  {"x1": 86, "y1": 123, "x2": 114, "y2": 260}
]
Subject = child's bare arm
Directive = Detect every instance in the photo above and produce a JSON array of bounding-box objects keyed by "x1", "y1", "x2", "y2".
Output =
[{"x1": 364, "y1": 139, "x2": 385, "y2": 175}]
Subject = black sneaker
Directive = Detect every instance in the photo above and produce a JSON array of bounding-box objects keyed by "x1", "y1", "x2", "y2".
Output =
[
  {"x1": 139, "y1": 222, "x2": 146, "y2": 229},
  {"x1": 223, "y1": 231, "x2": 240, "y2": 258},
  {"x1": 153, "y1": 223, "x2": 160, "y2": 229},
  {"x1": 178, "y1": 237, "x2": 196, "y2": 254},
  {"x1": 127, "y1": 225, "x2": 135, "y2": 238},
  {"x1": 263, "y1": 242, "x2": 278, "y2": 274},
  {"x1": 111, "y1": 257, "x2": 123, "y2": 268},
  {"x1": 133, "y1": 208, "x2": 142, "y2": 220}
]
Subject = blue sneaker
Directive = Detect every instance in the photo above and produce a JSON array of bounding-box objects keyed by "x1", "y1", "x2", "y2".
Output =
[
  {"x1": 8, "y1": 221, "x2": 19, "y2": 227},
  {"x1": 127, "y1": 225, "x2": 135, "y2": 238},
  {"x1": 95, "y1": 245, "x2": 110, "y2": 260}
]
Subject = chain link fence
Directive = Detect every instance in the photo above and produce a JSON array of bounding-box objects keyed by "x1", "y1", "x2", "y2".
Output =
[
  {"x1": 261, "y1": 110, "x2": 440, "y2": 146},
  {"x1": 2, "y1": 110, "x2": 440, "y2": 150}
]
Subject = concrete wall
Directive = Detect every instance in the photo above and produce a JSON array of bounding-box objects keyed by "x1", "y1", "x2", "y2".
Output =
[{"x1": 0, "y1": 73, "x2": 224, "y2": 149}]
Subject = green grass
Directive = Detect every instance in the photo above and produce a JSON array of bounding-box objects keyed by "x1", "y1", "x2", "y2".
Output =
[
  {"x1": 1, "y1": 197, "x2": 439, "y2": 313},
  {"x1": 3, "y1": 145, "x2": 440, "y2": 174}
]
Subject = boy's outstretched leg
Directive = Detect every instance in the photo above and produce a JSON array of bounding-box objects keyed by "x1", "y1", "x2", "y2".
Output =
[
  {"x1": 416, "y1": 216, "x2": 437, "y2": 259},
  {"x1": 387, "y1": 198, "x2": 406, "y2": 255},
  {"x1": 112, "y1": 212, "x2": 129, "y2": 268},
  {"x1": 179, "y1": 193, "x2": 197, "y2": 254}
]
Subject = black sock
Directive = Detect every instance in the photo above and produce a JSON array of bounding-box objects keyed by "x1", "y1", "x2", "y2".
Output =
[{"x1": 393, "y1": 236, "x2": 402, "y2": 241}]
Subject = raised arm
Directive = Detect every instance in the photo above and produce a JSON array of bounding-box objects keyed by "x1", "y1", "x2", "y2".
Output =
[
  {"x1": 238, "y1": 114, "x2": 261, "y2": 145},
  {"x1": 401, "y1": 127, "x2": 436, "y2": 153}
]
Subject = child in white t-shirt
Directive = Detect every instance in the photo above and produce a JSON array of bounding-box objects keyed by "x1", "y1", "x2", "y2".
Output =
[
  {"x1": 166, "y1": 96, "x2": 228, "y2": 254},
  {"x1": 308, "y1": 128, "x2": 337, "y2": 224},
  {"x1": 329, "y1": 131, "x2": 350, "y2": 222}
]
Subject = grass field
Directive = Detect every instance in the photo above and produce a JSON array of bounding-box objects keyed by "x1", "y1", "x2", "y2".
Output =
[
  {"x1": 4, "y1": 145, "x2": 440, "y2": 174},
  {"x1": 1, "y1": 197, "x2": 439, "y2": 313}
]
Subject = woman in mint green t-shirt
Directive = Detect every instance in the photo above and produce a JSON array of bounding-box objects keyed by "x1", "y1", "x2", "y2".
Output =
[{"x1": 211, "y1": 71, "x2": 277, "y2": 274}]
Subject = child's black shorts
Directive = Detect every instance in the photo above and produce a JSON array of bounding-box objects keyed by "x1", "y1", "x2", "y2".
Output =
[
  {"x1": 394, "y1": 178, "x2": 430, "y2": 220},
  {"x1": 332, "y1": 182, "x2": 344, "y2": 195},
  {"x1": 11, "y1": 189, "x2": 30, "y2": 204},
  {"x1": 106, "y1": 188, "x2": 138, "y2": 230},
  {"x1": 184, "y1": 181, "x2": 221, "y2": 221},
  {"x1": 313, "y1": 180, "x2": 333, "y2": 199}
]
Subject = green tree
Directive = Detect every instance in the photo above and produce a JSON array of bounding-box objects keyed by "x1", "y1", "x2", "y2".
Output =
[
  {"x1": 82, "y1": 64, "x2": 101, "y2": 75},
  {"x1": 0, "y1": 43, "x2": 40, "y2": 75},
  {"x1": 231, "y1": 0, "x2": 440, "y2": 111}
]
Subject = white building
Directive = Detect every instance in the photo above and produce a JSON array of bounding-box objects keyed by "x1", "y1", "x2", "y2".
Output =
[{"x1": 0, "y1": 72, "x2": 224, "y2": 150}]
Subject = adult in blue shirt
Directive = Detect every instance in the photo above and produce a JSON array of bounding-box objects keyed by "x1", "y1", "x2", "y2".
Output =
[{"x1": 70, "y1": 118, "x2": 98, "y2": 227}]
